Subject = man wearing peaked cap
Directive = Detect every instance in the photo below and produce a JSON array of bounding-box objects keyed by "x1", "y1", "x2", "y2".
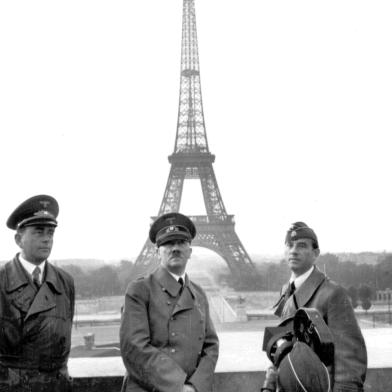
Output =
[
  {"x1": 120, "y1": 212, "x2": 219, "y2": 392},
  {"x1": 0, "y1": 195, "x2": 74, "y2": 391},
  {"x1": 149, "y1": 212, "x2": 196, "y2": 248},
  {"x1": 7, "y1": 194, "x2": 59, "y2": 230},
  {"x1": 261, "y1": 222, "x2": 367, "y2": 392}
]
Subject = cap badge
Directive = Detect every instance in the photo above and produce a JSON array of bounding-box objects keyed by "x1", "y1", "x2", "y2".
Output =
[
  {"x1": 34, "y1": 210, "x2": 50, "y2": 217},
  {"x1": 167, "y1": 225, "x2": 178, "y2": 233},
  {"x1": 291, "y1": 230, "x2": 297, "y2": 238},
  {"x1": 166, "y1": 217, "x2": 176, "y2": 225},
  {"x1": 39, "y1": 201, "x2": 50, "y2": 208}
]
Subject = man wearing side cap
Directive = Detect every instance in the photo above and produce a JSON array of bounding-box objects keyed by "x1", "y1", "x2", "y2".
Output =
[
  {"x1": 261, "y1": 222, "x2": 367, "y2": 392},
  {"x1": 120, "y1": 212, "x2": 219, "y2": 392},
  {"x1": 0, "y1": 195, "x2": 74, "y2": 391}
]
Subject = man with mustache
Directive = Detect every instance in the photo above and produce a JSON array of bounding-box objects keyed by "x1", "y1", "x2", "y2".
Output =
[
  {"x1": 262, "y1": 222, "x2": 367, "y2": 392},
  {"x1": 0, "y1": 195, "x2": 74, "y2": 391},
  {"x1": 120, "y1": 212, "x2": 219, "y2": 392}
]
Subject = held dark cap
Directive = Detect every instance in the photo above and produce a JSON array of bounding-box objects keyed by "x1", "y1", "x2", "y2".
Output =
[
  {"x1": 285, "y1": 221, "x2": 319, "y2": 249},
  {"x1": 149, "y1": 212, "x2": 196, "y2": 247},
  {"x1": 278, "y1": 341, "x2": 331, "y2": 392},
  {"x1": 7, "y1": 195, "x2": 59, "y2": 230}
]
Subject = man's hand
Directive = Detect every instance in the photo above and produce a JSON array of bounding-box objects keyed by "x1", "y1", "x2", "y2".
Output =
[
  {"x1": 261, "y1": 365, "x2": 278, "y2": 392},
  {"x1": 183, "y1": 383, "x2": 196, "y2": 392}
]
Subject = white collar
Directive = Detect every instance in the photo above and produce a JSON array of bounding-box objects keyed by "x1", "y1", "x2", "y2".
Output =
[
  {"x1": 168, "y1": 271, "x2": 186, "y2": 283},
  {"x1": 18, "y1": 254, "x2": 46, "y2": 277},
  {"x1": 290, "y1": 265, "x2": 314, "y2": 290}
]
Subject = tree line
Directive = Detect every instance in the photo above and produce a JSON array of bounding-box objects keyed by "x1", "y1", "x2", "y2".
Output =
[
  {"x1": 217, "y1": 253, "x2": 392, "y2": 297},
  {"x1": 60, "y1": 253, "x2": 392, "y2": 299},
  {"x1": 61, "y1": 260, "x2": 134, "y2": 298}
]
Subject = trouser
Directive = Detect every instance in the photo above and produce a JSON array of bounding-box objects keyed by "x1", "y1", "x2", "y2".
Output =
[{"x1": 0, "y1": 366, "x2": 72, "y2": 392}]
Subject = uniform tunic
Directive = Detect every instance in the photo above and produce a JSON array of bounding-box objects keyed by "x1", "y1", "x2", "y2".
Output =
[
  {"x1": 0, "y1": 255, "x2": 74, "y2": 391},
  {"x1": 274, "y1": 267, "x2": 367, "y2": 392},
  {"x1": 120, "y1": 267, "x2": 219, "y2": 392}
]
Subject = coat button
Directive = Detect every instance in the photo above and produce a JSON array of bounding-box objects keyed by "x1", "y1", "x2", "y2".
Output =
[
  {"x1": 171, "y1": 332, "x2": 176, "y2": 336},
  {"x1": 167, "y1": 301, "x2": 171, "y2": 305},
  {"x1": 171, "y1": 349, "x2": 176, "y2": 353}
]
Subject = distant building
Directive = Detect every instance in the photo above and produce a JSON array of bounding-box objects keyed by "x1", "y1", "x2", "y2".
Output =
[{"x1": 376, "y1": 288, "x2": 392, "y2": 302}]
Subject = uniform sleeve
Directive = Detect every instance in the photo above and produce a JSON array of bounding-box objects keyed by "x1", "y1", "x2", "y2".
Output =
[
  {"x1": 69, "y1": 276, "x2": 75, "y2": 322},
  {"x1": 188, "y1": 293, "x2": 219, "y2": 392},
  {"x1": 327, "y1": 286, "x2": 367, "y2": 390},
  {"x1": 120, "y1": 281, "x2": 187, "y2": 392}
]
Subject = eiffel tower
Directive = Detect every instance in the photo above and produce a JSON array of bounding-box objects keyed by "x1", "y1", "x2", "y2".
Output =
[{"x1": 132, "y1": 0, "x2": 258, "y2": 288}]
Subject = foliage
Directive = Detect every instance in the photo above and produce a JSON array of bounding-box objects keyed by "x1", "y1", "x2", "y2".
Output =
[
  {"x1": 358, "y1": 284, "x2": 373, "y2": 301},
  {"x1": 116, "y1": 260, "x2": 135, "y2": 292},
  {"x1": 347, "y1": 286, "x2": 358, "y2": 308},
  {"x1": 62, "y1": 263, "x2": 122, "y2": 298},
  {"x1": 358, "y1": 284, "x2": 373, "y2": 312},
  {"x1": 61, "y1": 252, "x2": 392, "y2": 298},
  {"x1": 361, "y1": 298, "x2": 371, "y2": 311}
]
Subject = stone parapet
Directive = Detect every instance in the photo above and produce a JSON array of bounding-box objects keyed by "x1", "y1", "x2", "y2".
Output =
[{"x1": 71, "y1": 369, "x2": 392, "y2": 392}]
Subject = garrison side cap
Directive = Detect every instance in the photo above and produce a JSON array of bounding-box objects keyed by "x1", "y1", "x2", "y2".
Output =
[
  {"x1": 149, "y1": 212, "x2": 196, "y2": 247},
  {"x1": 285, "y1": 221, "x2": 319, "y2": 248},
  {"x1": 278, "y1": 341, "x2": 331, "y2": 392},
  {"x1": 7, "y1": 194, "x2": 59, "y2": 230}
]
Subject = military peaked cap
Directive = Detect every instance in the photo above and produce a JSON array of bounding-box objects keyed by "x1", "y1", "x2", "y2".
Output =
[
  {"x1": 285, "y1": 221, "x2": 319, "y2": 248},
  {"x1": 149, "y1": 212, "x2": 196, "y2": 247},
  {"x1": 7, "y1": 194, "x2": 59, "y2": 230}
]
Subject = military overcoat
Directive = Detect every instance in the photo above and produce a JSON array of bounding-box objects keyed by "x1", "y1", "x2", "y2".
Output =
[
  {"x1": 0, "y1": 255, "x2": 74, "y2": 391},
  {"x1": 120, "y1": 266, "x2": 219, "y2": 392},
  {"x1": 274, "y1": 267, "x2": 367, "y2": 392}
]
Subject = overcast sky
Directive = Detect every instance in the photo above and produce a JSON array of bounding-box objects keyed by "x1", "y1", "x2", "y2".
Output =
[{"x1": 0, "y1": 0, "x2": 391, "y2": 263}]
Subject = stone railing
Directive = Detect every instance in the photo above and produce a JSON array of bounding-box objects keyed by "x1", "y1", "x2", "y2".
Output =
[{"x1": 70, "y1": 365, "x2": 392, "y2": 392}]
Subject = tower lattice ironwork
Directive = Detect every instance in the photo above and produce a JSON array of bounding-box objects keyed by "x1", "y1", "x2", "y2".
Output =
[{"x1": 133, "y1": 0, "x2": 258, "y2": 287}]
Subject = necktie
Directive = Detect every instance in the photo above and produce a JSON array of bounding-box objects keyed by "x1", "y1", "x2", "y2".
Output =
[
  {"x1": 32, "y1": 267, "x2": 41, "y2": 289},
  {"x1": 288, "y1": 281, "x2": 296, "y2": 297},
  {"x1": 274, "y1": 281, "x2": 296, "y2": 317},
  {"x1": 178, "y1": 277, "x2": 184, "y2": 294}
]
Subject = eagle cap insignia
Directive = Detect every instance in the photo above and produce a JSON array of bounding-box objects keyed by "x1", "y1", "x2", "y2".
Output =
[
  {"x1": 166, "y1": 217, "x2": 176, "y2": 225},
  {"x1": 39, "y1": 201, "x2": 50, "y2": 208}
]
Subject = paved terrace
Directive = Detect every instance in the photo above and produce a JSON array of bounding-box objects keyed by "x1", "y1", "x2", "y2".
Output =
[{"x1": 70, "y1": 328, "x2": 392, "y2": 392}]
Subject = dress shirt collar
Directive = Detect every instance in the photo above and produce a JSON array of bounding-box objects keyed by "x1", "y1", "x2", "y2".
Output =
[
  {"x1": 168, "y1": 271, "x2": 186, "y2": 283},
  {"x1": 290, "y1": 265, "x2": 314, "y2": 290},
  {"x1": 18, "y1": 254, "x2": 46, "y2": 277}
]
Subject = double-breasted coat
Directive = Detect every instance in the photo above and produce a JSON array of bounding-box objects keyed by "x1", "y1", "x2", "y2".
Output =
[
  {"x1": 274, "y1": 267, "x2": 367, "y2": 392},
  {"x1": 120, "y1": 266, "x2": 219, "y2": 392},
  {"x1": 0, "y1": 255, "x2": 74, "y2": 391}
]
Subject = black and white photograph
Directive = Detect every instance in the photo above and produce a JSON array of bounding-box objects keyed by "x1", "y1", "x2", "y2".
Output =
[{"x1": 0, "y1": 1, "x2": 391, "y2": 391}]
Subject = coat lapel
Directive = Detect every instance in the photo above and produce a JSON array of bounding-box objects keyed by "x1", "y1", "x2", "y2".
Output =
[
  {"x1": 5, "y1": 256, "x2": 62, "y2": 321},
  {"x1": 154, "y1": 267, "x2": 181, "y2": 297},
  {"x1": 280, "y1": 267, "x2": 326, "y2": 320},
  {"x1": 294, "y1": 267, "x2": 325, "y2": 308},
  {"x1": 173, "y1": 275, "x2": 194, "y2": 315},
  {"x1": 5, "y1": 256, "x2": 29, "y2": 293},
  {"x1": 273, "y1": 282, "x2": 289, "y2": 317},
  {"x1": 24, "y1": 283, "x2": 56, "y2": 321},
  {"x1": 153, "y1": 267, "x2": 195, "y2": 315},
  {"x1": 24, "y1": 263, "x2": 63, "y2": 321},
  {"x1": 5, "y1": 257, "x2": 35, "y2": 314}
]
